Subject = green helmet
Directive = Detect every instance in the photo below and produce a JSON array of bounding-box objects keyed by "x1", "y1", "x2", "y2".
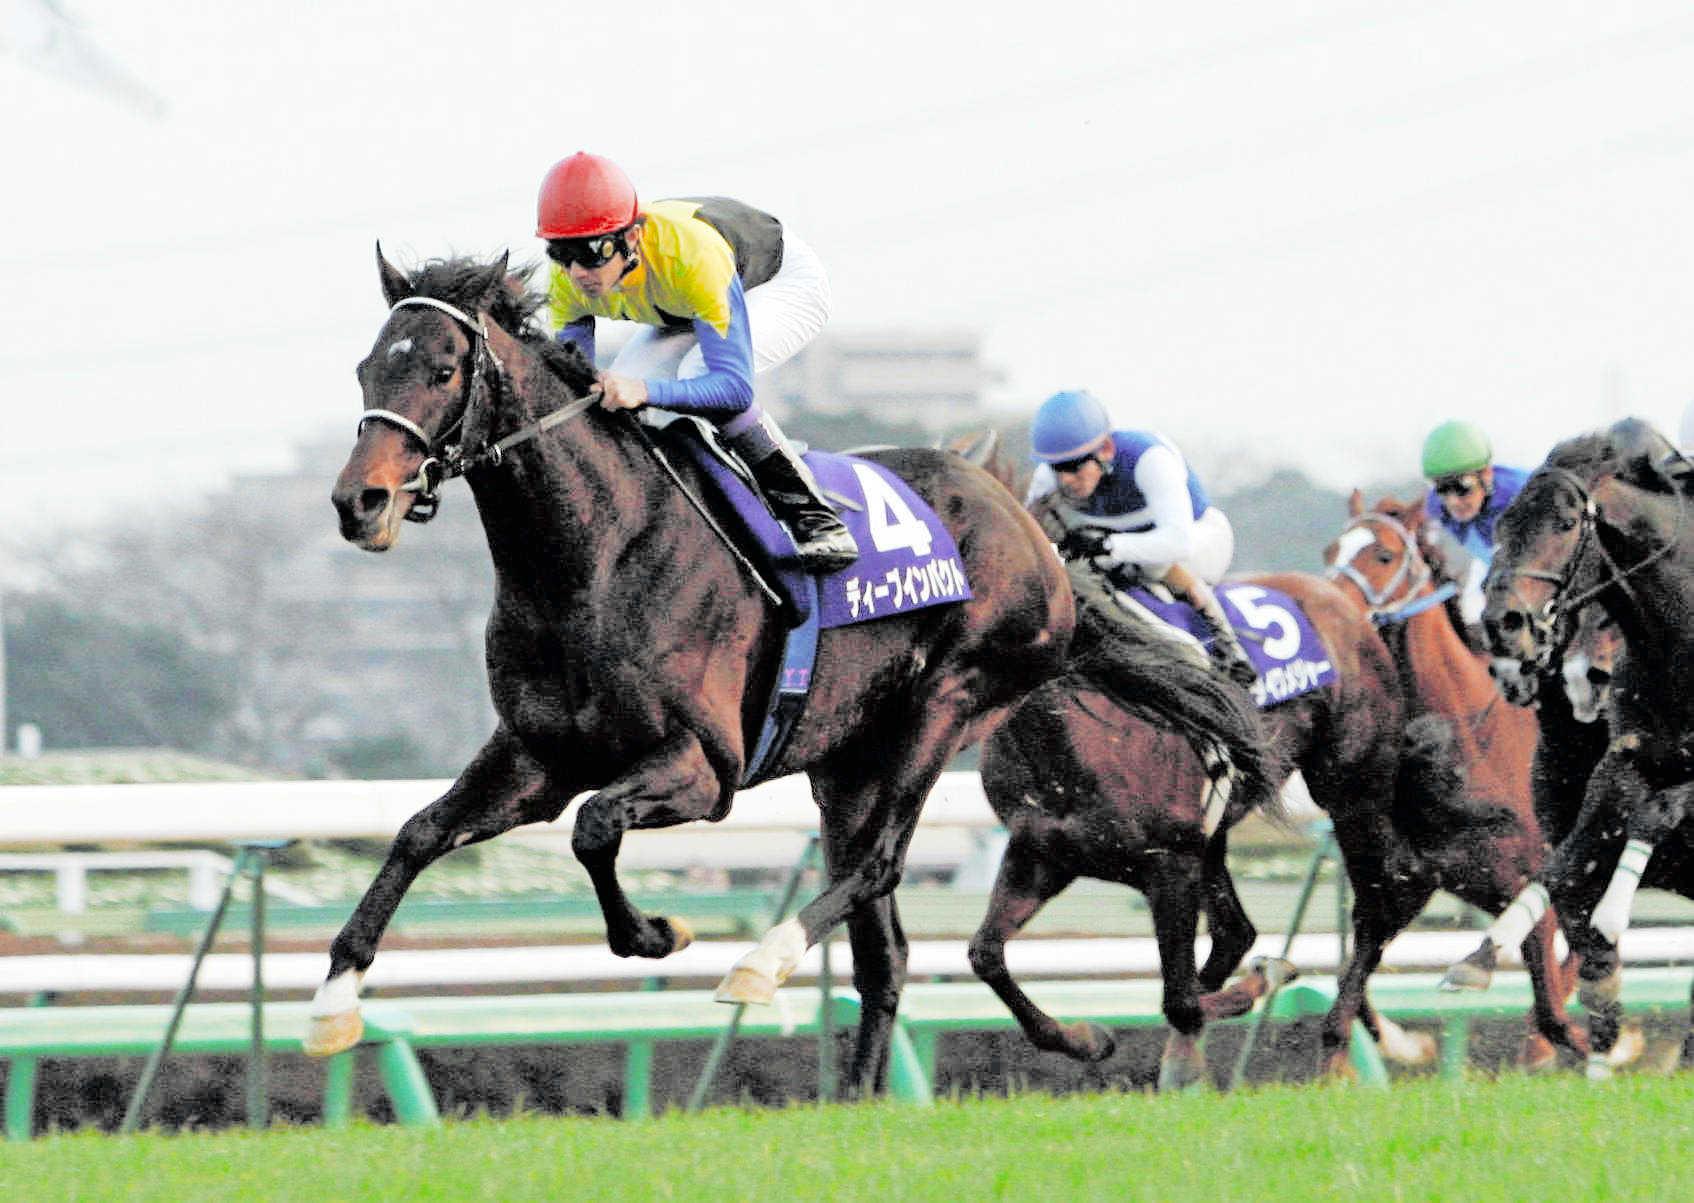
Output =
[{"x1": 1421, "y1": 420, "x2": 1492, "y2": 478}]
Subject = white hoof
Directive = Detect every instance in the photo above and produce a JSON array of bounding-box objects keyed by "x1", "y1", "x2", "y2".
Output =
[
  {"x1": 1377, "y1": 1016, "x2": 1438, "y2": 1067},
  {"x1": 304, "y1": 969, "x2": 365, "y2": 1057},
  {"x1": 1608, "y1": 1024, "x2": 1647, "y2": 1069},
  {"x1": 713, "y1": 917, "x2": 806, "y2": 1007}
]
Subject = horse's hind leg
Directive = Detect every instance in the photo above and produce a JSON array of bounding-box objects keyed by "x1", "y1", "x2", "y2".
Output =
[
  {"x1": 967, "y1": 831, "x2": 1104, "y2": 1061},
  {"x1": 721, "y1": 704, "x2": 981, "y2": 1008},
  {"x1": 305, "y1": 728, "x2": 572, "y2": 1056}
]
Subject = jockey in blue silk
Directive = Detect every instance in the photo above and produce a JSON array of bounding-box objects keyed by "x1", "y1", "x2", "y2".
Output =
[
  {"x1": 1025, "y1": 389, "x2": 1258, "y2": 688},
  {"x1": 536, "y1": 151, "x2": 857, "y2": 572},
  {"x1": 1419, "y1": 419, "x2": 1527, "y2": 625}
]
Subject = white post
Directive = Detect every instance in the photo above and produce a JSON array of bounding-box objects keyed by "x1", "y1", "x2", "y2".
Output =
[{"x1": 0, "y1": 589, "x2": 7, "y2": 756}]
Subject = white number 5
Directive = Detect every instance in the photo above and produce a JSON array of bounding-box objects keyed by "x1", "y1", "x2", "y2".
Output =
[{"x1": 1223, "y1": 585, "x2": 1299, "y2": 660}]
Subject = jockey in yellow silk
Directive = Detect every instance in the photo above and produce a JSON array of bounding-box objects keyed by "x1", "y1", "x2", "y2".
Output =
[{"x1": 537, "y1": 151, "x2": 857, "y2": 572}]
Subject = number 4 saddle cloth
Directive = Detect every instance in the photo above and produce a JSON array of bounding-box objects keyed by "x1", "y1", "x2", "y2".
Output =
[
  {"x1": 1121, "y1": 582, "x2": 1338, "y2": 709},
  {"x1": 658, "y1": 418, "x2": 974, "y2": 631}
]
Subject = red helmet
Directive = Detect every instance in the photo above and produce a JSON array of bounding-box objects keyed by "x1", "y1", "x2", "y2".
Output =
[{"x1": 535, "y1": 152, "x2": 640, "y2": 239}]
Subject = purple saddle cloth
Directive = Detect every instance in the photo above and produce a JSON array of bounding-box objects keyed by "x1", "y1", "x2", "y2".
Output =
[
  {"x1": 658, "y1": 422, "x2": 973, "y2": 629},
  {"x1": 1125, "y1": 582, "x2": 1337, "y2": 709}
]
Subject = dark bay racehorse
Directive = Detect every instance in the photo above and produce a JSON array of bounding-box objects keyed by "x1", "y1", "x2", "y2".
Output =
[
  {"x1": 311, "y1": 250, "x2": 1267, "y2": 1095},
  {"x1": 972, "y1": 569, "x2": 1432, "y2": 1085},
  {"x1": 1327, "y1": 496, "x2": 1596, "y2": 1066},
  {"x1": 948, "y1": 436, "x2": 1448, "y2": 1081},
  {"x1": 1445, "y1": 420, "x2": 1694, "y2": 1075}
]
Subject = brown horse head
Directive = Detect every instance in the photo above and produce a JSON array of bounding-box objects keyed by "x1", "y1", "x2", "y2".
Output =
[
  {"x1": 1323, "y1": 495, "x2": 1431, "y2": 616},
  {"x1": 332, "y1": 243, "x2": 523, "y2": 550}
]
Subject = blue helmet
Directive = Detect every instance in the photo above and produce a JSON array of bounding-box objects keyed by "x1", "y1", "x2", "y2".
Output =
[{"x1": 1030, "y1": 390, "x2": 1111, "y2": 463}]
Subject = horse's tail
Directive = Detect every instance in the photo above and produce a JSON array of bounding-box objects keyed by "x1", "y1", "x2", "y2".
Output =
[
  {"x1": 1063, "y1": 604, "x2": 1290, "y2": 825},
  {"x1": 1393, "y1": 715, "x2": 1516, "y2": 847}
]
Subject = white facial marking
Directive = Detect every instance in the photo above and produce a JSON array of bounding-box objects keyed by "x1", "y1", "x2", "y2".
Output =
[
  {"x1": 386, "y1": 338, "x2": 414, "y2": 360},
  {"x1": 1331, "y1": 527, "x2": 1375, "y2": 568}
]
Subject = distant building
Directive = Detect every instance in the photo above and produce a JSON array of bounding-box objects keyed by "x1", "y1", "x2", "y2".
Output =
[{"x1": 757, "y1": 329, "x2": 997, "y2": 432}]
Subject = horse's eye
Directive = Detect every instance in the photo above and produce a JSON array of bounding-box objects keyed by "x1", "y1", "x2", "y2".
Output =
[
  {"x1": 1499, "y1": 611, "x2": 1526, "y2": 634},
  {"x1": 433, "y1": 365, "x2": 455, "y2": 386},
  {"x1": 1375, "y1": 549, "x2": 1394, "y2": 564},
  {"x1": 1557, "y1": 515, "x2": 1578, "y2": 533}
]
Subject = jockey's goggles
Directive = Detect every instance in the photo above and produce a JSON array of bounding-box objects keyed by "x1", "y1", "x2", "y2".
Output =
[
  {"x1": 1051, "y1": 452, "x2": 1102, "y2": 475},
  {"x1": 1433, "y1": 473, "x2": 1483, "y2": 498},
  {"x1": 546, "y1": 233, "x2": 626, "y2": 269}
]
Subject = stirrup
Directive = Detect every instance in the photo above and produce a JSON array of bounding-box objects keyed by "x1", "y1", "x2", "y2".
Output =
[{"x1": 791, "y1": 525, "x2": 859, "y2": 573}]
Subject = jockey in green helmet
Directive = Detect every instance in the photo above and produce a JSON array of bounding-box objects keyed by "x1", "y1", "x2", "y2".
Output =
[{"x1": 1419, "y1": 419, "x2": 1527, "y2": 625}]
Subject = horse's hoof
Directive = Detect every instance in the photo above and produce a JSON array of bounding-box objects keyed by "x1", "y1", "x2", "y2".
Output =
[
  {"x1": 1320, "y1": 1051, "x2": 1358, "y2": 1082},
  {"x1": 1157, "y1": 1052, "x2": 1207, "y2": 1092},
  {"x1": 665, "y1": 915, "x2": 695, "y2": 954},
  {"x1": 1608, "y1": 1024, "x2": 1647, "y2": 1069},
  {"x1": 1516, "y1": 1034, "x2": 1559, "y2": 1074},
  {"x1": 303, "y1": 1009, "x2": 364, "y2": 1058},
  {"x1": 1248, "y1": 956, "x2": 1299, "y2": 993},
  {"x1": 1058, "y1": 1021, "x2": 1116, "y2": 1063},
  {"x1": 1377, "y1": 1017, "x2": 1438, "y2": 1067},
  {"x1": 1440, "y1": 955, "x2": 1494, "y2": 993},
  {"x1": 1585, "y1": 1054, "x2": 1615, "y2": 1083},
  {"x1": 1579, "y1": 972, "x2": 1623, "y2": 1011},
  {"x1": 714, "y1": 966, "x2": 778, "y2": 1006}
]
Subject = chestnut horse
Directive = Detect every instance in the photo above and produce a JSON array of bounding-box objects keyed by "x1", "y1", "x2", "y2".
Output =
[
  {"x1": 1326, "y1": 495, "x2": 1594, "y2": 1065},
  {"x1": 311, "y1": 251, "x2": 1276, "y2": 1095},
  {"x1": 1448, "y1": 420, "x2": 1694, "y2": 1075}
]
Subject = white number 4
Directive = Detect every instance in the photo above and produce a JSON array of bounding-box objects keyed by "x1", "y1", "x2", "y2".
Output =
[{"x1": 852, "y1": 463, "x2": 933, "y2": 557}]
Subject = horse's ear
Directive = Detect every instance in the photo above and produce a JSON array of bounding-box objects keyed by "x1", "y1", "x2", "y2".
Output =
[
  {"x1": 479, "y1": 251, "x2": 511, "y2": 310},
  {"x1": 1402, "y1": 501, "x2": 1426, "y2": 531},
  {"x1": 376, "y1": 241, "x2": 410, "y2": 307},
  {"x1": 1347, "y1": 488, "x2": 1364, "y2": 517}
]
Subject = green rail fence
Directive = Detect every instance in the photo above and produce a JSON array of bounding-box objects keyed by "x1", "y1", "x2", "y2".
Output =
[{"x1": 4, "y1": 967, "x2": 1691, "y2": 1140}]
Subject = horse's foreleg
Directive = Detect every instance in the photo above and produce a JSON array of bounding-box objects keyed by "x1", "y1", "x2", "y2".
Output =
[
  {"x1": 571, "y1": 731, "x2": 726, "y2": 959},
  {"x1": 966, "y1": 833, "x2": 1101, "y2": 1061},
  {"x1": 305, "y1": 730, "x2": 568, "y2": 1057},
  {"x1": 1196, "y1": 832, "x2": 1255, "y2": 990},
  {"x1": 1519, "y1": 906, "x2": 1589, "y2": 1066},
  {"x1": 1144, "y1": 857, "x2": 1209, "y2": 1091}
]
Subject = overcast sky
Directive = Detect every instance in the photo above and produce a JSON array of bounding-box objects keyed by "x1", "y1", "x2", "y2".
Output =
[{"x1": 4, "y1": 1, "x2": 1693, "y2": 551}]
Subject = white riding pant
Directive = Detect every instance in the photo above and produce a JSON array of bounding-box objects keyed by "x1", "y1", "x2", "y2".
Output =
[
  {"x1": 610, "y1": 233, "x2": 831, "y2": 382},
  {"x1": 1140, "y1": 507, "x2": 1236, "y2": 586}
]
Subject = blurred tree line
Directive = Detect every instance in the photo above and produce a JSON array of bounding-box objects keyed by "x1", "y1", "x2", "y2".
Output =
[{"x1": 2, "y1": 416, "x2": 1419, "y2": 778}]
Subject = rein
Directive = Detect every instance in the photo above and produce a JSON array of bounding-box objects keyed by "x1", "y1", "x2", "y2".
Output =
[
  {"x1": 354, "y1": 292, "x2": 783, "y2": 607},
  {"x1": 1493, "y1": 465, "x2": 1688, "y2": 668},
  {"x1": 358, "y1": 295, "x2": 599, "y2": 522}
]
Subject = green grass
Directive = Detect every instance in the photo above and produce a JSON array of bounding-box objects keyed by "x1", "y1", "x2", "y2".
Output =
[{"x1": 5, "y1": 1076, "x2": 1691, "y2": 1202}]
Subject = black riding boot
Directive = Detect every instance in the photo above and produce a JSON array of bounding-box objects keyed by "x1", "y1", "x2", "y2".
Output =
[{"x1": 748, "y1": 443, "x2": 860, "y2": 573}]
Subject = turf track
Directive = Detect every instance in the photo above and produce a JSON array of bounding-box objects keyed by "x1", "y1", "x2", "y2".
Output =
[{"x1": 5, "y1": 1074, "x2": 1691, "y2": 1201}]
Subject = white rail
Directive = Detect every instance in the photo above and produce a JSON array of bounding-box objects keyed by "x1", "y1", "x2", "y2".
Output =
[
  {"x1": 2, "y1": 928, "x2": 1688, "y2": 998},
  {"x1": 0, "y1": 772, "x2": 1000, "y2": 872}
]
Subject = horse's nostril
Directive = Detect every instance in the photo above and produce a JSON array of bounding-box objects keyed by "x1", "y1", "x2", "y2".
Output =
[{"x1": 357, "y1": 487, "x2": 391, "y2": 519}]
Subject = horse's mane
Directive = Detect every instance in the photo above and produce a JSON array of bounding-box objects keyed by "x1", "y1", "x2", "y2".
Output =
[
  {"x1": 400, "y1": 254, "x2": 599, "y2": 395},
  {"x1": 1541, "y1": 418, "x2": 1688, "y2": 496}
]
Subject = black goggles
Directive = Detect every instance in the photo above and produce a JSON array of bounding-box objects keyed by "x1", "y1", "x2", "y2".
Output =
[
  {"x1": 1433, "y1": 474, "x2": 1483, "y2": 498},
  {"x1": 1051, "y1": 453, "x2": 1100, "y2": 475},
  {"x1": 546, "y1": 233, "x2": 625, "y2": 269}
]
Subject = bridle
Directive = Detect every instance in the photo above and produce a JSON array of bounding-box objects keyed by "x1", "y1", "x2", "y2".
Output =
[
  {"x1": 1489, "y1": 464, "x2": 1686, "y2": 670},
  {"x1": 1325, "y1": 512, "x2": 1456, "y2": 624},
  {"x1": 357, "y1": 295, "x2": 599, "y2": 522}
]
